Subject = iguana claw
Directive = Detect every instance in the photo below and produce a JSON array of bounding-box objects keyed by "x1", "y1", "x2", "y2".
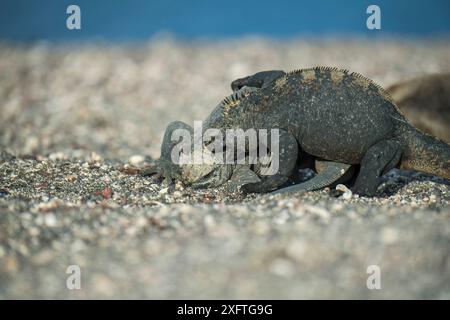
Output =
[{"x1": 142, "y1": 159, "x2": 181, "y2": 183}]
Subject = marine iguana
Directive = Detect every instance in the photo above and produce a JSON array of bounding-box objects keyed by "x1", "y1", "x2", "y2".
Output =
[
  {"x1": 156, "y1": 67, "x2": 450, "y2": 197},
  {"x1": 387, "y1": 73, "x2": 450, "y2": 143}
]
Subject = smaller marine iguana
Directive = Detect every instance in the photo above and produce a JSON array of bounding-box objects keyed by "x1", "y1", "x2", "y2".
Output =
[{"x1": 155, "y1": 67, "x2": 450, "y2": 197}]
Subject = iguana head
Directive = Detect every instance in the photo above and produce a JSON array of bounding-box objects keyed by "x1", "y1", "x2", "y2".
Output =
[
  {"x1": 178, "y1": 141, "x2": 264, "y2": 191},
  {"x1": 180, "y1": 162, "x2": 262, "y2": 192},
  {"x1": 178, "y1": 144, "x2": 234, "y2": 188},
  {"x1": 181, "y1": 162, "x2": 234, "y2": 189},
  {"x1": 175, "y1": 143, "x2": 263, "y2": 191},
  {"x1": 172, "y1": 86, "x2": 260, "y2": 189}
]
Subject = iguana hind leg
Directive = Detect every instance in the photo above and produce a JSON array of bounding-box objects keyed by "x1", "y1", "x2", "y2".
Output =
[
  {"x1": 231, "y1": 70, "x2": 286, "y2": 91},
  {"x1": 270, "y1": 160, "x2": 353, "y2": 195},
  {"x1": 241, "y1": 129, "x2": 298, "y2": 193},
  {"x1": 353, "y1": 139, "x2": 402, "y2": 196}
]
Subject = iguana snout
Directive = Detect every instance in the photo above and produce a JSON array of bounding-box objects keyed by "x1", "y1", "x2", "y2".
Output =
[
  {"x1": 183, "y1": 164, "x2": 233, "y2": 189},
  {"x1": 231, "y1": 70, "x2": 285, "y2": 91}
]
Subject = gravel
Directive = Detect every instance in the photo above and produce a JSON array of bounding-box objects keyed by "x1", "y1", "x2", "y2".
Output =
[{"x1": 0, "y1": 37, "x2": 449, "y2": 299}]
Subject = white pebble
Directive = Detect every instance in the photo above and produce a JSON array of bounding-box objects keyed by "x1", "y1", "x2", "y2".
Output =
[
  {"x1": 336, "y1": 184, "x2": 350, "y2": 193},
  {"x1": 342, "y1": 190, "x2": 353, "y2": 200},
  {"x1": 336, "y1": 184, "x2": 353, "y2": 200},
  {"x1": 90, "y1": 151, "x2": 102, "y2": 162},
  {"x1": 173, "y1": 191, "x2": 182, "y2": 198},
  {"x1": 159, "y1": 187, "x2": 169, "y2": 195},
  {"x1": 48, "y1": 152, "x2": 67, "y2": 161},
  {"x1": 129, "y1": 155, "x2": 145, "y2": 166},
  {"x1": 44, "y1": 214, "x2": 58, "y2": 227}
]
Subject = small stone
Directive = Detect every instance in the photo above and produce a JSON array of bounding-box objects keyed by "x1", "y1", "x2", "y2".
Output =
[
  {"x1": 49, "y1": 152, "x2": 67, "y2": 161},
  {"x1": 129, "y1": 155, "x2": 145, "y2": 166},
  {"x1": 173, "y1": 191, "x2": 182, "y2": 198},
  {"x1": 101, "y1": 187, "x2": 113, "y2": 199},
  {"x1": 342, "y1": 191, "x2": 353, "y2": 200},
  {"x1": 44, "y1": 214, "x2": 58, "y2": 227},
  {"x1": 336, "y1": 184, "x2": 353, "y2": 200},
  {"x1": 34, "y1": 199, "x2": 62, "y2": 213},
  {"x1": 336, "y1": 184, "x2": 349, "y2": 192},
  {"x1": 120, "y1": 166, "x2": 140, "y2": 175},
  {"x1": 175, "y1": 181, "x2": 184, "y2": 190},
  {"x1": 159, "y1": 187, "x2": 169, "y2": 195},
  {"x1": 90, "y1": 152, "x2": 102, "y2": 162},
  {"x1": 64, "y1": 175, "x2": 77, "y2": 182}
]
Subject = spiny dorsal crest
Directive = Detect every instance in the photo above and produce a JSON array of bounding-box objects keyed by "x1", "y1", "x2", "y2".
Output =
[
  {"x1": 286, "y1": 66, "x2": 397, "y2": 105},
  {"x1": 220, "y1": 86, "x2": 257, "y2": 111}
]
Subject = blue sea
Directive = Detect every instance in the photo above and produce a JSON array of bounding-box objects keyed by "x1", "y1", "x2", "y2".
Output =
[{"x1": 1, "y1": 0, "x2": 449, "y2": 41}]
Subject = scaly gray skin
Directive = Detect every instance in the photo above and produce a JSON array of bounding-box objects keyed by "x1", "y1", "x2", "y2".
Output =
[
  {"x1": 156, "y1": 86, "x2": 348, "y2": 193},
  {"x1": 158, "y1": 67, "x2": 450, "y2": 196}
]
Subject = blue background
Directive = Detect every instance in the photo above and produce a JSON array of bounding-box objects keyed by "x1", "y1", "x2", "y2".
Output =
[{"x1": 1, "y1": 0, "x2": 449, "y2": 41}]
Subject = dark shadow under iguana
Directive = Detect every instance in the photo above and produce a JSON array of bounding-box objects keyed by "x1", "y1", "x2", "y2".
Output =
[{"x1": 155, "y1": 67, "x2": 450, "y2": 197}]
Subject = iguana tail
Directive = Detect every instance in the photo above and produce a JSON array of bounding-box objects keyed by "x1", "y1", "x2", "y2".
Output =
[{"x1": 398, "y1": 123, "x2": 450, "y2": 179}]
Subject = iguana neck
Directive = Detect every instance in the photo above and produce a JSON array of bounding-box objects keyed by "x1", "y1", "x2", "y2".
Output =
[{"x1": 397, "y1": 122, "x2": 450, "y2": 179}]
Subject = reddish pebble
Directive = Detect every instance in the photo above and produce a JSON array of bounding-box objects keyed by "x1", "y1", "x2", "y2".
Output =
[{"x1": 101, "y1": 187, "x2": 113, "y2": 199}]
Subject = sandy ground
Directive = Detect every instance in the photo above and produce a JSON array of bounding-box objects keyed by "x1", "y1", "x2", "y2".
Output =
[{"x1": 0, "y1": 37, "x2": 449, "y2": 299}]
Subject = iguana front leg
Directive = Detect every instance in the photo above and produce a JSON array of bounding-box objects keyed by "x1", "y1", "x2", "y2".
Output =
[
  {"x1": 231, "y1": 70, "x2": 286, "y2": 91},
  {"x1": 270, "y1": 160, "x2": 353, "y2": 195},
  {"x1": 241, "y1": 129, "x2": 298, "y2": 193},
  {"x1": 224, "y1": 165, "x2": 262, "y2": 193}
]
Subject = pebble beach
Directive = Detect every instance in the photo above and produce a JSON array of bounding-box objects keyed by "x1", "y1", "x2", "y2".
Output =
[{"x1": 0, "y1": 37, "x2": 449, "y2": 299}]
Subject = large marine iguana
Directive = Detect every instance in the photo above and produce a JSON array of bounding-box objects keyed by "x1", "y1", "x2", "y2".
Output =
[{"x1": 156, "y1": 67, "x2": 450, "y2": 197}]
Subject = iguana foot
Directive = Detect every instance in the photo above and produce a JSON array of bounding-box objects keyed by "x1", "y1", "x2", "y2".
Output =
[
  {"x1": 353, "y1": 139, "x2": 402, "y2": 196},
  {"x1": 224, "y1": 165, "x2": 261, "y2": 193},
  {"x1": 240, "y1": 129, "x2": 298, "y2": 193},
  {"x1": 143, "y1": 159, "x2": 181, "y2": 184}
]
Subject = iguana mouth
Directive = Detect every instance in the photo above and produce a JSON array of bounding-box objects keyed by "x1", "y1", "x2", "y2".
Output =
[
  {"x1": 190, "y1": 164, "x2": 234, "y2": 189},
  {"x1": 190, "y1": 168, "x2": 218, "y2": 189}
]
